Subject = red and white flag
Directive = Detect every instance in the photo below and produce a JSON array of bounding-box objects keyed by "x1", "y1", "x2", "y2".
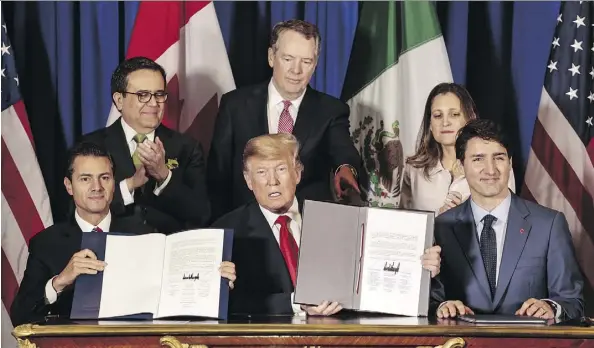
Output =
[
  {"x1": 106, "y1": 1, "x2": 236, "y2": 155},
  {"x1": 1, "y1": 18, "x2": 54, "y2": 347},
  {"x1": 522, "y1": 2, "x2": 594, "y2": 315}
]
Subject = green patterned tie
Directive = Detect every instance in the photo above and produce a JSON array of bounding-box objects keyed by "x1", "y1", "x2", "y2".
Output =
[{"x1": 132, "y1": 133, "x2": 147, "y2": 167}]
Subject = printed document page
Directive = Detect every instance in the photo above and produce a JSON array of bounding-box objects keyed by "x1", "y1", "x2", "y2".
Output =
[
  {"x1": 156, "y1": 229, "x2": 225, "y2": 318},
  {"x1": 98, "y1": 233, "x2": 167, "y2": 318},
  {"x1": 358, "y1": 209, "x2": 430, "y2": 316}
]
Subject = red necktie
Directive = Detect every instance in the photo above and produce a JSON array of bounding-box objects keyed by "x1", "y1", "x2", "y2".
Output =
[
  {"x1": 277, "y1": 100, "x2": 294, "y2": 133},
  {"x1": 276, "y1": 215, "x2": 299, "y2": 286},
  {"x1": 92, "y1": 226, "x2": 103, "y2": 233}
]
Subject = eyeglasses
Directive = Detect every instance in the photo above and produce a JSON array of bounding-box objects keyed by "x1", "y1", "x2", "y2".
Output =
[{"x1": 122, "y1": 91, "x2": 168, "y2": 103}]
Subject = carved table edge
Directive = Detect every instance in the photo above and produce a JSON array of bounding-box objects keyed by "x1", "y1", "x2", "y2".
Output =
[
  {"x1": 160, "y1": 335, "x2": 208, "y2": 348},
  {"x1": 417, "y1": 337, "x2": 466, "y2": 348},
  {"x1": 13, "y1": 323, "x2": 594, "y2": 339},
  {"x1": 158, "y1": 336, "x2": 466, "y2": 348},
  {"x1": 16, "y1": 337, "x2": 37, "y2": 348}
]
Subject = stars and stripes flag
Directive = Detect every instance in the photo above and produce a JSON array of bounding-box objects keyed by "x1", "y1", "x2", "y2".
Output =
[
  {"x1": 522, "y1": 1, "x2": 594, "y2": 315},
  {"x1": 1, "y1": 14, "x2": 54, "y2": 347}
]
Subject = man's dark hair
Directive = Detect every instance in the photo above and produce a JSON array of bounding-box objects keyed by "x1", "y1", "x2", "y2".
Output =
[
  {"x1": 110, "y1": 56, "x2": 167, "y2": 106},
  {"x1": 455, "y1": 119, "x2": 512, "y2": 162},
  {"x1": 66, "y1": 141, "x2": 114, "y2": 180}
]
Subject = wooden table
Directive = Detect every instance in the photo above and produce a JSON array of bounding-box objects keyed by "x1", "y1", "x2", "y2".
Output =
[{"x1": 12, "y1": 315, "x2": 594, "y2": 348}]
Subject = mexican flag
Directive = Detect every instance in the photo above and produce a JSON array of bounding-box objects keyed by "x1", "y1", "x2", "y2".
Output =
[{"x1": 342, "y1": 1, "x2": 452, "y2": 208}]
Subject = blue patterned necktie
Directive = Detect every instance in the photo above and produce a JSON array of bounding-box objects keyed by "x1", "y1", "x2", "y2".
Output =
[{"x1": 480, "y1": 214, "x2": 497, "y2": 299}]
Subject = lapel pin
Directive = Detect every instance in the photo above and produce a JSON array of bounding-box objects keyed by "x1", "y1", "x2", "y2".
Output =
[{"x1": 520, "y1": 228, "x2": 525, "y2": 234}]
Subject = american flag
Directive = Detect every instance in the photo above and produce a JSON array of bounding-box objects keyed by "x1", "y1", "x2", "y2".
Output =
[
  {"x1": 1, "y1": 14, "x2": 53, "y2": 346},
  {"x1": 522, "y1": 1, "x2": 594, "y2": 316}
]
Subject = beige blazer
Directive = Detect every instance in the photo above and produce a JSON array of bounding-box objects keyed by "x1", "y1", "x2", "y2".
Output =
[{"x1": 401, "y1": 161, "x2": 516, "y2": 215}]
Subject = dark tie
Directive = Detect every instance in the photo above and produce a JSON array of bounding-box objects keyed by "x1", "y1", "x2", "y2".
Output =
[
  {"x1": 92, "y1": 226, "x2": 103, "y2": 233},
  {"x1": 480, "y1": 214, "x2": 497, "y2": 298},
  {"x1": 276, "y1": 215, "x2": 299, "y2": 287}
]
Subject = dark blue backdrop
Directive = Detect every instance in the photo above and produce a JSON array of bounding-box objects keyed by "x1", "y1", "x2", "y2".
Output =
[{"x1": 1, "y1": 1, "x2": 560, "y2": 221}]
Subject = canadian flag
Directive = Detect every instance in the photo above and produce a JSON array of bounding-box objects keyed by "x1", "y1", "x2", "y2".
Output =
[{"x1": 106, "y1": 1, "x2": 236, "y2": 155}]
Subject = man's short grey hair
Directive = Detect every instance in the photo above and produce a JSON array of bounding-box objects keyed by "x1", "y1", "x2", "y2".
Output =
[{"x1": 270, "y1": 19, "x2": 321, "y2": 56}]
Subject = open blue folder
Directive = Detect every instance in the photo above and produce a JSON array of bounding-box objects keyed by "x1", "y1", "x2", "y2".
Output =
[{"x1": 70, "y1": 229, "x2": 233, "y2": 321}]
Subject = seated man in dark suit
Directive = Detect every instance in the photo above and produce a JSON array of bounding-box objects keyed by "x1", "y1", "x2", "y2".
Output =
[
  {"x1": 81, "y1": 57, "x2": 210, "y2": 234},
  {"x1": 212, "y1": 133, "x2": 442, "y2": 316},
  {"x1": 207, "y1": 19, "x2": 363, "y2": 222},
  {"x1": 432, "y1": 119, "x2": 583, "y2": 320},
  {"x1": 10, "y1": 142, "x2": 236, "y2": 326}
]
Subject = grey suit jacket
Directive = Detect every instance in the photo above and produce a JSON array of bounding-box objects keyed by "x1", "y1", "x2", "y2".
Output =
[{"x1": 431, "y1": 194, "x2": 584, "y2": 319}]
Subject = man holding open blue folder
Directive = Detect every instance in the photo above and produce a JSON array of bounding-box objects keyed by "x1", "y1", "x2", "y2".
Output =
[{"x1": 10, "y1": 142, "x2": 237, "y2": 325}]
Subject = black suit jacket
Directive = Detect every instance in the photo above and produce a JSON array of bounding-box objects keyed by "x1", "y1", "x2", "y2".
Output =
[
  {"x1": 207, "y1": 83, "x2": 362, "y2": 222},
  {"x1": 211, "y1": 200, "x2": 305, "y2": 316},
  {"x1": 10, "y1": 217, "x2": 153, "y2": 326},
  {"x1": 80, "y1": 118, "x2": 210, "y2": 234}
]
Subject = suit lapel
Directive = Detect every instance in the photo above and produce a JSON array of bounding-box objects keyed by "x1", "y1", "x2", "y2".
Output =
[
  {"x1": 105, "y1": 118, "x2": 136, "y2": 180},
  {"x1": 493, "y1": 195, "x2": 531, "y2": 307},
  {"x1": 155, "y1": 125, "x2": 174, "y2": 163},
  {"x1": 292, "y1": 87, "x2": 316, "y2": 147},
  {"x1": 62, "y1": 218, "x2": 83, "y2": 254},
  {"x1": 246, "y1": 202, "x2": 293, "y2": 291},
  {"x1": 452, "y1": 201, "x2": 493, "y2": 301},
  {"x1": 247, "y1": 84, "x2": 269, "y2": 136}
]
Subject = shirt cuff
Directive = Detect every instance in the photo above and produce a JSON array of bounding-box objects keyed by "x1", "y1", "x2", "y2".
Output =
[
  {"x1": 334, "y1": 164, "x2": 357, "y2": 177},
  {"x1": 153, "y1": 170, "x2": 172, "y2": 196},
  {"x1": 120, "y1": 179, "x2": 135, "y2": 205},
  {"x1": 542, "y1": 299, "x2": 563, "y2": 320},
  {"x1": 290, "y1": 292, "x2": 306, "y2": 316},
  {"x1": 45, "y1": 277, "x2": 59, "y2": 305}
]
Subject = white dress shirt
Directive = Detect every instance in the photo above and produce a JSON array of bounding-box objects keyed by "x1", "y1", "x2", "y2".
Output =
[
  {"x1": 258, "y1": 197, "x2": 305, "y2": 316},
  {"x1": 470, "y1": 194, "x2": 511, "y2": 284},
  {"x1": 119, "y1": 118, "x2": 172, "y2": 205},
  {"x1": 401, "y1": 161, "x2": 516, "y2": 215},
  {"x1": 469, "y1": 194, "x2": 562, "y2": 319},
  {"x1": 267, "y1": 80, "x2": 306, "y2": 134},
  {"x1": 44, "y1": 211, "x2": 112, "y2": 304},
  {"x1": 266, "y1": 80, "x2": 353, "y2": 177}
]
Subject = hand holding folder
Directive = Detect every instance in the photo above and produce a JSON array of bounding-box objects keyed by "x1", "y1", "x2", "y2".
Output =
[
  {"x1": 71, "y1": 229, "x2": 233, "y2": 320},
  {"x1": 294, "y1": 200, "x2": 435, "y2": 317},
  {"x1": 52, "y1": 249, "x2": 107, "y2": 293}
]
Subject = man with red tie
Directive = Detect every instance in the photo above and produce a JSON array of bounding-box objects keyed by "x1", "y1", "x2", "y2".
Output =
[
  {"x1": 207, "y1": 19, "x2": 363, "y2": 223},
  {"x1": 211, "y1": 134, "x2": 442, "y2": 316},
  {"x1": 10, "y1": 141, "x2": 236, "y2": 325}
]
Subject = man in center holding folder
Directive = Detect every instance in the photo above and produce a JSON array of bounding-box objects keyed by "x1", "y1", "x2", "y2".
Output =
[{"x1": 212, "y1": 133, "x2": 443, "y2": 316}]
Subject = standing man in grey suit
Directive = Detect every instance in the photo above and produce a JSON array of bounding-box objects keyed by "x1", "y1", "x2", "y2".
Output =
[{"x1": 432, "y1": 119, "x2": 583, "y2": 320}]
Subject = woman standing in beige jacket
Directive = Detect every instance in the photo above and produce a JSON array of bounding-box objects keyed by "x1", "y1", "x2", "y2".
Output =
[{"x1": 401, "y1": 83, "x2": 515, "y2": 215}]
